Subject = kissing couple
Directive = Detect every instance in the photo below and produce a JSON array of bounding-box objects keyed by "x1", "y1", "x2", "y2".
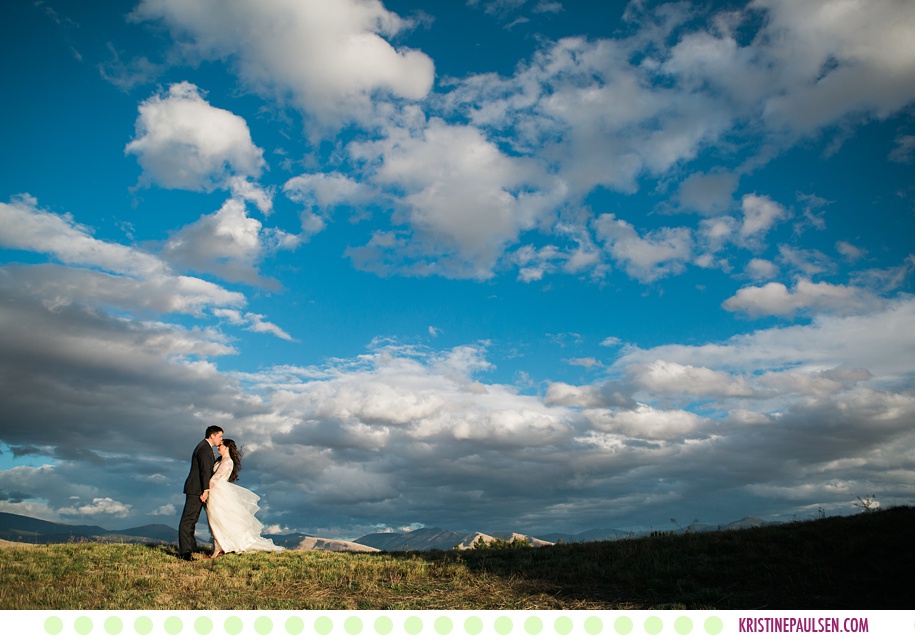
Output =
[{"x1": 178, "y1": 425, "x2": 284, "y2": 560}]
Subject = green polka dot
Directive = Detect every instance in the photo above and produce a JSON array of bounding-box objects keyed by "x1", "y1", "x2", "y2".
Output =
[
  {"x1": 614, "y1": 616, "x2": 633, "y2": 635},
  {"x1": 404, "y1": 616, "x2": 423, "y2": 636},
  {"x1": 195, "y1": 616, "x2": 213, "y2": 635},
  {"x1": 704, "y1": 616, "x2": 724, "y2": 635},
  {"x1": 584, "y1": 616, "x2": 603, "y2": 635},
  {"x1": 134, "y1": 616, "x2": 154, "y2": 636},
  {"x1": 225, "y1": 616, "x2": 243, "y2": 636},
  {"x1": 344, "y1": 616, "x2": 363, "y2": 635},
  {"x1": 434, "y1": 616, "x2": 453, "y2": 635},
  {"x1": 645, "y1": 616, "x2": 663, "y2": 636},
  {"x1": 374, "y1": 617, "x2": 394, "y2": 635},
  {"x1": 494, "y1": 616, "x2": 513, "y2": 635},
  {"x1": 554, "y1": 616, "x2": 573, "y2": 635},
  {"x1": 315, "y1": 616, "x2": 333, "y2": 636},
  {"x1": 164, "y1": 616, "x2": 183, "y2": 636},
  {"x1": 286, "y1": 617, "x2": 305, "y2": 635},
  {"x1": 74, "y1": 616, "x2": 93, "y2": 635},
  {"x1": 104, "y1": 616, "x2": 123, "y2": 635},
  {"x1": 675, "y1": 616, "x2": 693, "y2": 635},
  {"x1": 464, "y1": 616, "x2": 484, "y2": 636},
  {"x1": 254, "y1": 616, "x2": 273, "y2": 635},
  {"x1": 524, "y1": 616, "x2": 543, "y2": 635},
  {"x1": 44, "y1": 617, "x2": 63, "y2": 635}
]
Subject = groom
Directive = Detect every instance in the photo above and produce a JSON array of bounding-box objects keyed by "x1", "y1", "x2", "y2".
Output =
[{"x1": 178, "y1": 425, "x2": 223, "y2": 561}]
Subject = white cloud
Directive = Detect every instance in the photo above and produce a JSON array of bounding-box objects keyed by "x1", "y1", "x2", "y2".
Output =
[
  {"x1": 745, "y1": 258, "x2": 779, "y2": 281},
  {"x1": 132, "y1": 0, "x2": 435, "y2": 128},
  {"x1": 511, "y1": 244, "x2": 561, "y2": 282},
  {"x1": 228, "y1": 177, "x2": 275, "y2": 215},
  {"x1": 444, "y1": 0, "x2": 915, "y2": 250},
  {"x1": 621, "y1": 296, "x2": 915, "y2": 379},
  {"x1": 349, "y1": 119, "x2": 564, "y2": 278},
  {"x1": 722, "y1": 278, "x2": 883, "y2": 317},
  {"x1": 584, "y1": 405, "x2": 706, "y2": 440},
  {"x1": 567, "y1": 357, "x2": 601, "y2": 369},
  {"x1": 751, "y1": 0, "x2": 915, "y2": 134},
  {"x1": 628, "y1": 360, "x2": 752, "y2": 398},
  {"x1": 740, "y1": 193, "x2": 789, "y2": 240},
  {"x1": 0, "y1": 195, "x2": 163, "y2": 278},
  {"x1": 60, "y1": 497, "x2": 132, "y2": 518},
  {"x1": 283, "y1": 172, "x2": 377, "y2": 241},
  {"x1": 3, "y1": 265, "x2": 244, "y2": 320},
  {"x1": 3, "y1": 298, "x2": 915, "y2": 534},
  {"x1": 836, "y1": 240, "x2": 866, "y2": 262},
  {"x1": 213, "y1": 308, "x2": 294, "y2": 341},
  {"x1": 594, "y1": 214, "x2": 693, "y2": 282},
  {"x1": 162, "y1": 198, "x2": 293, "y2": 287},
  {"x1": 0, "y1": 195, "x2": 247, "y2": 316},
  {"x1": 125, "y1": 82, "x2": 265, "y2": 192},
  {"x1": 543, "y1": 382, "x2": 604, "y2": 408},
  {"x1": 284, "y1": 172, "x2": 375, "y2": 210},
  {"x1": 149, "y1": 504, "x2": 177, "y2": 517},
  {"x1": 778, "y1": 245, "x2": 834, "y2": 277}
]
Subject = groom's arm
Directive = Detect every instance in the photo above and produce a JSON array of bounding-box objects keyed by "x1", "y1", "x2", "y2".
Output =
[{"x1": 196, "y1": 444, "x2": 215, "y2": 501}]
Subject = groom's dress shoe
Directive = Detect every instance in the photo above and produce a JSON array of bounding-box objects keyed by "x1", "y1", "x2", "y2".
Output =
[{"x1": 179, "y1": 552, "x2": 193, "y2": 561}]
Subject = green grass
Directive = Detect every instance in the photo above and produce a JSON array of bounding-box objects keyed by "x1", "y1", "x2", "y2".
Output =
[{"x1": 1, "y1": 507, "x2": 911, "y2": 609}]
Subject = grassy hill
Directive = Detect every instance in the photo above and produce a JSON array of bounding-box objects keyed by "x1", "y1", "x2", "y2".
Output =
[{"x1": 1, "y1": 507, "x2": 911, "y2": 610}]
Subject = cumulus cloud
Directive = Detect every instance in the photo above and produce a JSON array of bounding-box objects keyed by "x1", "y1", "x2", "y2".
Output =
[
  {"x1": 722, "y1": 279, "x2": 882, "y2": 317},
  {"x1": 283, "y1": 172, "x2": 377, "y2": 240},
  {"x1": 739, "y1": 194, "x2": 789, "y2": 241},
  {"x1": 594, "y1": 214, "x2": 693, "y2": 282},
  {"x1": 284, "y1": 172, "x2": 376, "y2": 211},
  {"x1": 583, "y1": 405, "x2": 707, "y2": 440},
  {"x1": 427, "y1": 0, "x2": 915, "y2": 278},
  {"x1": 3, "y1": 298, "x2": 915, "y2": 534},
  {"x1": 750, "y1": 0, "x2": 915, "y2": 134},
  {"x1": 149, "y1": 504, "x2": 177, "y2": 517},
  {"x1": 162, "y1": 198, "x2": 298, "y2": 287},
  {"x1": 5, "y1": 0, "x2": 915, "y2": 538},
  {"x1": 125, "y1": 82, "x2": 266, "y2": 192},
  {"x1": 0, "y1": 195, "x2": 247, "y2": 316},
  {"x1": 60, "y1": 497, "x2": 132, "y2": 518},
  {"x1": 620, "y1": 296, "x2": 915, "y2": 379},
  {"x1": 744, "y1": 258, "x2": 779, "y2": 281},
  {"x1": 0, "y1": 195, "x2": 163, "y2": 278},
  {"x1": 131, "y1": 0, "x2": 435, "y2": 128},
  {"x1": 348, "y1": 119, "x2": 564, "y2": 278},
  {"x1": 628, "y1": 360, "x2": 753, "y2": 398},
  {"x1": 123, "y1": 0, "x2": 915, "y2": 282}
]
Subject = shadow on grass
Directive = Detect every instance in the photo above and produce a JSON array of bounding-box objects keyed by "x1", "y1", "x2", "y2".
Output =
[{"x1": 394, "y1": 507, "x2": 915, "y2": 609}]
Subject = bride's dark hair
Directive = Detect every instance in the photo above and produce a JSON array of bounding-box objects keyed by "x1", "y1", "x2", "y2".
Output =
[{"x1": 222, "y1": 439, "x2": 243, "y2": 483}]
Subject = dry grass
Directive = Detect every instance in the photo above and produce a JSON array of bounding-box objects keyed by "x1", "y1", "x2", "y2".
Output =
[{"x1": 1, "y1": 507, "x2": 912, "y2": 610}]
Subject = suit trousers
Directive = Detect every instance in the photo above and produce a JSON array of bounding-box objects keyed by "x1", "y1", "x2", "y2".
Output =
[{"x1": 178, "y1": 494, "x2": 206, "y2": 555}]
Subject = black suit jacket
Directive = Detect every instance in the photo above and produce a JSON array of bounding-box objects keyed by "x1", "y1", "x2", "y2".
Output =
[{"x1": 183, "y1": 439, "x2": 216, "y2": 496}]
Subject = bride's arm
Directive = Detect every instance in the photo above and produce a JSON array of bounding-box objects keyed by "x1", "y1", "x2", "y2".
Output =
[{"x1": 210, "y1": 459, "x2": 233, "y2": 488}]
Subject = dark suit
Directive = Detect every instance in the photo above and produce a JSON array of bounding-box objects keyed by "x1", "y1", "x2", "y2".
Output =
[{"x1": 178, "y1": 439, "x2": 216, "y2": 555}]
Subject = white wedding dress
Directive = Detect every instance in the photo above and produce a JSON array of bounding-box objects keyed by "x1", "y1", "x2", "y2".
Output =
[{"x1": 207, "y1": 458, "x2": 284, "y2": 555}]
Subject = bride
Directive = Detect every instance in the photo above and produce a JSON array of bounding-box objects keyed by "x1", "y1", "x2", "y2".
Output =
[{"x1": 206, "y1": 439, "x2": 284, "y2": 558}]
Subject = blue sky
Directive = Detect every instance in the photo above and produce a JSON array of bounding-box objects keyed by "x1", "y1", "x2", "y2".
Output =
[{"x1": 1, "y1": 0, "x2": 914, "y2": 540}]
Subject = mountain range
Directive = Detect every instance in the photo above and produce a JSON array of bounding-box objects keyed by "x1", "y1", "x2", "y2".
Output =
[{"x1": 0, "y1": 512, "x2": 778, "y2": 552}]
